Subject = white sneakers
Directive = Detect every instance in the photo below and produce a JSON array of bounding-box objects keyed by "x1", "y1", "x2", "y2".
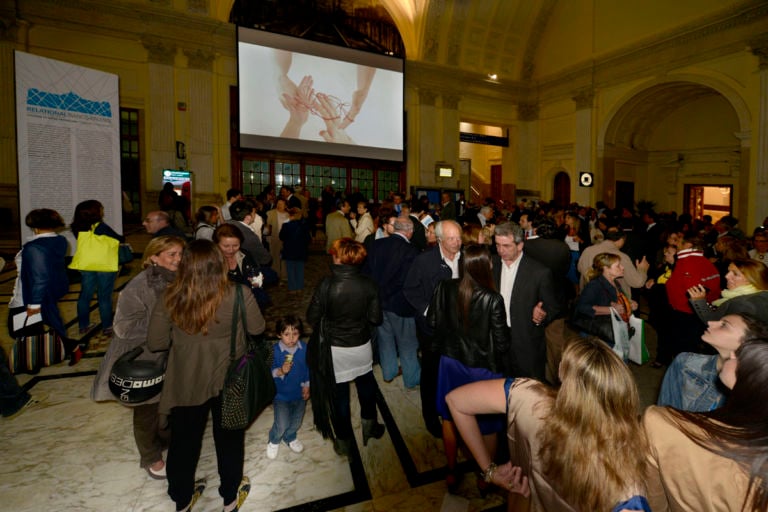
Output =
[{"x1": 267, "y1": 439, "x2": 304, "y2": 459}]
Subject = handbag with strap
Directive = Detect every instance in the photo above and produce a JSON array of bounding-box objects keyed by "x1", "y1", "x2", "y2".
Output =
[
  {"x1": 69, "y1": 223, "x2": 119, "y2": 272},
  {"x1": 220, "y1": 285, "x2": 275, "y2": 430},
  {"x1": 9, "y1": 329, "x2": 65, "y2": 375}
]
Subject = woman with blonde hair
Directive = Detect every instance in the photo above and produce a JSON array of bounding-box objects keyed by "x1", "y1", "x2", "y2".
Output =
[
  {"x1": 573, "y1": 252, "x2": 637, "y2": 347},
  {"x1": 91, "y1": 235, "x2": 186, "y2": 479},
  {"x1": 148, "y1": 240, "x2": 264, "y2": 512},
  {"x1": 688, "y1": 258, "x2": 768, "y2": 323},
  {"x1": 446, "y1": 336, "x2": 650, "y2": 511}
]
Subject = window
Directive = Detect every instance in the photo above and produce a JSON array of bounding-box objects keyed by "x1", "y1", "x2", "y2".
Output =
[
  {"x1": 242, "y1": 159, "x2": 270, "y2": 197},
  {"x1": 377, "y1": 169, "x2": 400, "y2": 203},
  {"x1": 351, "y1": 168, "x2": 374, "y2": 202},
  {"x1": 120, "y1": 108, "x2": 140, "y2": 219}
]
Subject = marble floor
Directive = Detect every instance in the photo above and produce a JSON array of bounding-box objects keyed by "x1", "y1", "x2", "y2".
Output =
[{"x1": 0, "y1": 229, "x2": 664, "y2": 512}]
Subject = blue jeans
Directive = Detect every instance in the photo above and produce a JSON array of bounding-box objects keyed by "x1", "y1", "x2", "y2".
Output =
[
  {"x1": 77, "y1": 271, "x2": 117, "y2": 330},
  {"x1": 376, "y1": 311, "x2": 421, "y2": 388},
  {"x1": 285, "y1": 260, "x2": 305, "y2": 291},
  {"x1": 268, "y1": 398, "x2": 306, "y2": 445},
  {"x1": 657, "y1": 352, "x2": 725, "y2": 412}
]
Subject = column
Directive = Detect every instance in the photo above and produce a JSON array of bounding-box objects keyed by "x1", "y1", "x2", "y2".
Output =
[
  {"x1": 752, "y1": 42, "x2": 768, "y2": 226},
  {"x1": 142, "y1": 36, "x2": 177, "y2": 195},
  {"x1": 441, "y1": 94, "x2": 461, "y2": 185},
  {"x1": 572, "y1": 88, "x2": 594, "y2": 206},
  {"x1": 416, "y1": 88, "x2": 438, "y2": 187},
  {"x1": 516, "y1": 102, "x2": 539, "y2": 194},
  {"x1": 184, "y1": 48, "x2": 215, "y2": 198}
]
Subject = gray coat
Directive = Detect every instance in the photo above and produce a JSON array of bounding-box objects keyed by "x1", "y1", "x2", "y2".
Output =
[{"x1": 90, "y1": 265, "x2": 175, "y2": 403}]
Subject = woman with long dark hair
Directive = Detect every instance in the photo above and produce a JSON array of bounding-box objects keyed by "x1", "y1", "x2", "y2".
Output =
[
  {"x1": 645, "y1": 337, "x2": 768, "y2": 511},
  {"x1": 428, "y1": 244, "x2": 510, "y2": 493},
  {"x1": 147, "y1": 240, "x2": 264, "y2": 512},
  {"x1": 306, "y1": 238, "x2": 384, "y2": 457},
  {"x1": 71, "y1": 199, "x2": 124, "y2": 336}
]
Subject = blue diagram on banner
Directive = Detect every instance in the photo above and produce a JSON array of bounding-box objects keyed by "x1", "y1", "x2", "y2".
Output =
[{"x1": 26, "y1": 88, "x2": 112, "y2": 118}]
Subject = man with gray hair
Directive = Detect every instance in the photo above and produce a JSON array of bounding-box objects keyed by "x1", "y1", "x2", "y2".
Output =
[
  {"x1": 492, "y1": 221, "x2": 560, "y2": 380},
  {"x1": 403, "y1": 219, "x2": 462, "y2": 437},
  {"x1": 364, "y1": 216, "x2": 421, "y2": 389}
]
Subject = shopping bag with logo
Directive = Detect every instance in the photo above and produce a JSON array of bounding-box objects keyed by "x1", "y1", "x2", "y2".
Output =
[{"x1": 610, "y1": 308, "x2": 630, "y2": 361}]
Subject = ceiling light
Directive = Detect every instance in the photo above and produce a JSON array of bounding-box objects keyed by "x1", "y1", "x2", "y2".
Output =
[{"x1": 487, "y1": 73, "x2": 498, "y2": 81}]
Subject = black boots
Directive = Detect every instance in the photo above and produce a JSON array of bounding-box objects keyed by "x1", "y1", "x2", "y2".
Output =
[
  {"x1": 333, "y1": 438, "x2": 354, "y2": 457},
  {"x1": 362, "y1": 418, "x2": 385, "y2": 446}
]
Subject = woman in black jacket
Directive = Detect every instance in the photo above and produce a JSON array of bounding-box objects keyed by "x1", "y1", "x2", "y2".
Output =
[
  {"x1": 428, "y1": 244, "x2": 511, "y2": 493},
  {"x1": 306, "y1": 238, "x2": 384, "y2": 457}
]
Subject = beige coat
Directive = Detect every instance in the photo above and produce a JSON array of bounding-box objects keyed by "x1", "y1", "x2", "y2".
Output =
[
  {"x1": 147, "y1": 284, "x2": 265, "y2": 415},
  {"x1": 325, "y1": 210, "x2": 353, "y2": 251},
  {"x1": 644, "y1": 406, "x2": 752, "y2": 512}
]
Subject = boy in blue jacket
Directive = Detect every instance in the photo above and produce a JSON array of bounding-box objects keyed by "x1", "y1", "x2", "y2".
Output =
[{"x1": 267, "y1": 315, "x2": 310, "y2": 459}]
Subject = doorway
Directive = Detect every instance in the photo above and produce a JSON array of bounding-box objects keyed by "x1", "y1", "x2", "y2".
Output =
[
  {"x1": 684, "y1": 184, "x2": 732, "y2": 222},
  {"x1": 553, "y1": 171, "x2": 570, "y2": 208}
]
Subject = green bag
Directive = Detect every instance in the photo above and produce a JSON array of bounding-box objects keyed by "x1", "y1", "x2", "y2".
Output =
[
  {"x1": 220, "y1": 285, "x2": 275, "y2": 430},
  {"x1": 69, "y1": 223, "x2": 119, "y2": 272}
]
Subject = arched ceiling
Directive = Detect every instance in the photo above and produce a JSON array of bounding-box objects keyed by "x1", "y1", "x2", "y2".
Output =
[
  {"x1": 218, "y1": 0, "x2": 765, "y2": 89},
  {"x1": 604, "y1": 82, "x2": 722, "y2": 150}
]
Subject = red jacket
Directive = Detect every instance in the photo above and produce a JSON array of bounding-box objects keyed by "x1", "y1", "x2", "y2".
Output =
[{"x1": 665, "y1": 249, "x2": 721, "y2": 313}]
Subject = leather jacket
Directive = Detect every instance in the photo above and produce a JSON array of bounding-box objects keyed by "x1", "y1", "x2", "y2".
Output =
[
  {"x1": 307, "y1": 264, "x2": 382, "y2": 348},
  {"x1": 427, "y1": 279, "x2": 513, "y2": 375}
]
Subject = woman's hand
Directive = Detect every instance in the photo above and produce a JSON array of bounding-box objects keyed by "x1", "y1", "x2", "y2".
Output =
[
  {"x1": 26, "y1": 306, "x2": 41, "y2": 316},
  {"x1": 645, "y1": 278, "x2": 655, "y2": 289},
  {"x1": 609, "y1": 301, "x2": 626, "y2": 316},
  {"x1": 492, "y1": 462, "x2": 530, "y2": 497},
  {"x1": 687, "y1": 284, "x2": 707, "y2": 300},
  {"x1": 630, "y1": 300, "x2": 638, "y2": 311}
]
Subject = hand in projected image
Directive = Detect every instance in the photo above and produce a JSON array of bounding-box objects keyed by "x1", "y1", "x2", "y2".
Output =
[
  {"x1": 279, "y1": 75, "x2": 314, "y2": 138},
  {"x1": 338, "y1": 66, "x2": 376, "y2": 129},
  {"x1": 315, "y1": 93, "x2": 355, "y2": 144}
]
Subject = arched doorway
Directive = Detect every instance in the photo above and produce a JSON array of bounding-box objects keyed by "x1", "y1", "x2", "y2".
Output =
[
  {"x1": 600, "y1": 80, "x2": 747, "y2": 219},
  {"x1": 553, "y1": 171, "x2": 570, "y2": 208}
]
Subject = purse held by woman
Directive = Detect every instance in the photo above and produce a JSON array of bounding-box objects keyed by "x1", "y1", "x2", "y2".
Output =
[{"x1": 220, "y1": 285, "x2": 275, "y2": 430}]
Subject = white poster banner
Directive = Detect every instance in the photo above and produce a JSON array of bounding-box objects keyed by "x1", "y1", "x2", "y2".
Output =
[{"x1": 15, "y1": 51, "x2": 121, "y2": 243}]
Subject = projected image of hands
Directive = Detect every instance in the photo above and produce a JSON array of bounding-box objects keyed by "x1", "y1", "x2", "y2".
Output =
[{"x1": 274, "y1": 49, "x2": 375, "y2": 144}]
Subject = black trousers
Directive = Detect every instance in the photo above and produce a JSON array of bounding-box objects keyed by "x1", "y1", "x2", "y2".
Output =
[
  {"x1": 167, "y1": 395, "x2": 244, "y2": 510},
  {"x1": 416, "y1": 328, "x2": 441, "y2": 432},
  {"x1": 332, "y1": 371, "x2": 377, "y2": 439}
]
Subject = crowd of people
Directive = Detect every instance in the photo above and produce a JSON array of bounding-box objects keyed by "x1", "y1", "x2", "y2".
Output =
[{"x1": 3, "y1": 188, "x2": 768, "y2": 511}]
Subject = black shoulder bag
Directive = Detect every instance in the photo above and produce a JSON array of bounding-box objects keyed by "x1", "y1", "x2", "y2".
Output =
[{"x1": 220, "y1": 285, "x2": 276, "y2": 430}]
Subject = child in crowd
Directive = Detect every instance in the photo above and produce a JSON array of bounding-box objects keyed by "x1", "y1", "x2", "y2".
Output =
[{"x1": 267, "y1": 315, "x2": 310, "y2": 459}]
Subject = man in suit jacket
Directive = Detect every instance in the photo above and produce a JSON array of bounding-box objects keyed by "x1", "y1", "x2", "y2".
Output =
[
  {"x1": 523, "y1": 218, "x2": 572, "y2": 383},
  {"x1": 280, "y1": 185, "x2": 302, "y2": 211},
  {"x1": 325, "y1": 200, "x2": 353, "y2": 252},
  {"x1": 403, "y1": 220, "x2": 462, "y2": 437},
  {"x1": 439, "y1": 192, "x2": 456, "y2": 221},
  {"x1": 401, "y1": 201, "x2": 427, "y2": 251},
  {"x1": 227, "y1": 200, "x2": 272, "y2": 266},
  {"x1": 364, "y1": 216, "x2": 421, "y2": 388},
  {"x1": 493, "y1": 222, "x2": 561, "y2": 381}
]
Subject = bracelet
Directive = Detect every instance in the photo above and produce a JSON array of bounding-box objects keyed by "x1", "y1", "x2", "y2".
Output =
[{"x1": 482, "y1": 462, "x2": 497, "y2": 483}]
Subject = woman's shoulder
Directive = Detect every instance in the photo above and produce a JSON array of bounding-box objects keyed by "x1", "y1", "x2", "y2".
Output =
[{"x1": 643, "y1": 405, "x2": 687, "y2": 442}]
